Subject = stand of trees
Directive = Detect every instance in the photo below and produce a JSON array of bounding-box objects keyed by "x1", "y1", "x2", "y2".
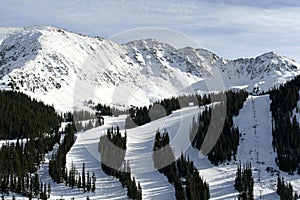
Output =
[
  {"x1": 49, "y1": 123, "x2": 97, "y2": 193},
  {"x1": 64, "y1": 110, "x2": 101, "y2": 132},
  {"x1": 0, "y1": 141, "x2": 53, "y2": 199},
  {"x1": 153, "y1": 129, "x2": 210, "y2": 200},
  {"x1": 95, "y1": 103, "x2": 127, "y2": 116},
  {"x1": 75, "y1": 119, "x2": 100, "y2": 132},
  {"x1": 0, "y1": 90, "x2": 61, "y2": 139},
  {"x1": 49, "y1": 123, "x2": 76, "y2": 183},
  {"x1": 98, "y1": 126, "x2": 142, "y2": 199},
  {"x1": 73, "y1": 110, "x2": 96, "y2": 121},
  {"x1": 95, "y1": 103, "x2": 113, "y2": 116},
  {"x1": 63, "y1": 162, "x2": 96, "y2": 193},
  {"x1": 0, "y1": 90, "x2": 63, "y2": 198},
  {"x1": 191, "y1": 90, "x2": 248, "y2": 165},
  {"x1": 234, "y1": 162, "x2": 254, "y2": 200},
  {"x1": 126, "y1": 94, "x2": 211, "y2": 129},
  {"x1": 277, "y1": 176, "x2": 299, "y2": 200},
  {"x1": 269, "y1": 75, "x2": 300, "y2": 174}
]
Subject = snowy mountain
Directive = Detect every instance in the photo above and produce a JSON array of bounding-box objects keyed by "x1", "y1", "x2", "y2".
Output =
[
  {"x1": 0, "y1": 26, "x2": 300, "y2": 110},
  {"x1": 2, "y1": 26, "x2": 300, "y2": 200}
]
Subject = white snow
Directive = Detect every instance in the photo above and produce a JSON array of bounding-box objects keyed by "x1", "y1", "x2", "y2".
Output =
[{"x1": 1, "y1": 26, "x2": 300, "y2": 112}]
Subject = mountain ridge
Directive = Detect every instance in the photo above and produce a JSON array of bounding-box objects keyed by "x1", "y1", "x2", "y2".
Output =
[{"x1": 0, "y1": 26, "x2": 299, "y2": 111}]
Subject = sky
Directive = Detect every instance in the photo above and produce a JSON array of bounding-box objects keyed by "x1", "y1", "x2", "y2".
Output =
[{"x1": 0, "y1": 0, "x2": 299, "y2": 62}]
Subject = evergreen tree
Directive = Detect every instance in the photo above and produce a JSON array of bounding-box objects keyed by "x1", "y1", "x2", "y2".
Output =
[
  {"x1": 137, "y1": 182, "x2": 142, "y2": 200},
  {"x1": 78, "y1": 175, "x2": 82, "y2": 189},
  {"x1": 82, "y1": 163, "x2": 86, "y2": 192},
  {"x1": 92, "y1": 172, "x2": 96, "y2": 193},
  {"x1": 86, "y1": 172, "x2": 91, "y2": 192},
  {"x1": 47, "y1": 183, "x2": 51, "y2": 198},
  {"x1": 125, "y1": 94, "x2": 212, "y2": 129},
  {"x1": 234, "y1": 162, "x2": 254, "y2": 200}
]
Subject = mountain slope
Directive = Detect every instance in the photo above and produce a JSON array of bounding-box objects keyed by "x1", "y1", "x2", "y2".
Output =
[{"x1": 0, "y1": 26, "x2": 300, "y2": 111}]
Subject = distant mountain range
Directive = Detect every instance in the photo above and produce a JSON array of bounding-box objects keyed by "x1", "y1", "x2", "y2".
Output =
[{"x1": 0, "y1": 26, "x2": 299, "y2": 110}]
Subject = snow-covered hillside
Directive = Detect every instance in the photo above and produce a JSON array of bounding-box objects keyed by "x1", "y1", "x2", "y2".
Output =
[
  {"x1": 30, "y1": 96, "x2": 297, "y2": 200},
  {"x1": 0, "y1": 26, "x2": 300, "y2": 111}
]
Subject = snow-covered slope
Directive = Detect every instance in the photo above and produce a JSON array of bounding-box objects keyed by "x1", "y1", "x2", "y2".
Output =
[
  {"x1": 0, "y1": 26, "x2": 300, "y2": 111},
  {"x1": 49, "y1": 96, "x2": 299, "y2": 200}
]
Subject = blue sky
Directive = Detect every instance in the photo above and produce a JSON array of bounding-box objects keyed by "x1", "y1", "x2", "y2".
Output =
[{"x1": 0, "y1": 0, "x2": 299, "y2": 62}]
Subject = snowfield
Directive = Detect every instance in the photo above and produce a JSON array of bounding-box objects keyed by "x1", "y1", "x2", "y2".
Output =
[{"x1": 33, "y1": 96, "x2": 300, "y2": 199}]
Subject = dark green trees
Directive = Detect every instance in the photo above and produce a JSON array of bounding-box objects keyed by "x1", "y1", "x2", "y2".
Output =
[
  {"x1": 276, "y1": 176, "x2": 298, "y2": 200},
  {"x1": 191, "y1": 90, "x2": 248, "y2": 165},
  {"x1": 269, "y1": 75, "x2": 300, "y2": 174},
  {"x1": 0, "y1": 141, "x2": 52, "y2": 198},
  {"x1": 0, "y1": 90, "x2": 61, "y2": 139},
  {"x1": 0, "y1": 91, "x2": 63, "y2": 198},
  {"x1": 98, "y1": 126, "x2": 142, "y2": 199},
  {"x1": 234, "y1": 162, "x2": 254, "y2": 200},
  {"x1": 125, "y1": 95, "x2": 211, "y2": 129},
  {"x1": 95, "y1": 103, "x2": 112, "y2": 116},
  {"x1": 153, "y1": 130, "x2": 210, "y2": 200},
  {"x1": 49, "y1": 123, "x2": 76, "y2": 183},
  {"x1": 48, "y1": 124, "x2": 96, "y2": 192}
]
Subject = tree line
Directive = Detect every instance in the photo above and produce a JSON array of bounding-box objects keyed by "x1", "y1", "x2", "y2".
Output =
[
  {"x1": 65, "y1": 162, "x2": 96, "y2": 193},
  {"x1": 0, "y1": 140, "x2": 53, "y2": 199},
  {"x1": 126, "y1": 94, "x2": 211, "y2": 129},
  {"x1": 63, "y1": 110, "x2": 101, "y2": 132},
  {"x1": 0, "y1": 90, "x2": 61, "y2": 139},
  {"x1": 75, "y1": 119, "x2": 100, "y2": 132},
  {"x1": 277, "y1": 176, "x2": 299, "y2": 200},
  {"x1": 269, "y1": 75, "x2": 300, "y2": 174},
  {"x1": 49, "y1": 123, "x2": 76, "y2": 183},
  {"x1": 49, "y1": 123, "x2": 97, "y2": 193},
  {"x1": 73, "y1": 110, "x2": 96, "y2": 121},
  {"x1": 191, "y1": 90, "x2": 248, "y2": 165},
  {"x1": 0, "y1": 90, "x2": 63, "y2": 199},
  {"x1": 234, "y1": 162, "x2": 254, "y2": 200},
  {"x1": 98, "y1": 126, "x2": 142, "y2": 199},
  {"x1": 153, "y1": 129, "x2": 210, "y2": 200},
  {"x1": 95, "y1": 103, "x2": 127, "y2": 116}
]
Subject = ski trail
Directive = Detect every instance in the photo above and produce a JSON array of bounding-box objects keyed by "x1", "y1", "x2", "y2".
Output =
[
  {"x1": 37, "y1": 116, "x2": 129, "y2": 200},
  {"x1": 125, "y1": 106, "x2": 202, "y2": 200}
]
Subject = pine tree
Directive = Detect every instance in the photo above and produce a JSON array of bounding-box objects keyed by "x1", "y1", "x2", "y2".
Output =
[
  {"x1": 82, "y1": 163, "x2": 86, "y2": 192},
  {"x1": 33, "y1": 173, "x2": 39, "y2": 196},
  {"x1": 47, "y1": 183, "x2": 51, "y2": 198},
  {"x1": 235, "y1": 163, "x2": 242, "y2": 191},
  {"x1": 86, "y1": 172, "x2": 91, "y2": 192},
  {"x1": 137, "y1": 182, "x2": 142, "y2": 200},
  {"x1": 92, "y1": 172, "x2": 96, "y2": 193},
  {"x1": 78, "y1": 175, "x2": 82, "y2": 189}
]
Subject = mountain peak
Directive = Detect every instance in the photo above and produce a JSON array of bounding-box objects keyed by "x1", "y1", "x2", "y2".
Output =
[
  {"x1": 261, "y1": 51, "x2": 276, "y2": 57},
  {"x1": 0, "y1": 26, "x2": 300, "y2": 110}
]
